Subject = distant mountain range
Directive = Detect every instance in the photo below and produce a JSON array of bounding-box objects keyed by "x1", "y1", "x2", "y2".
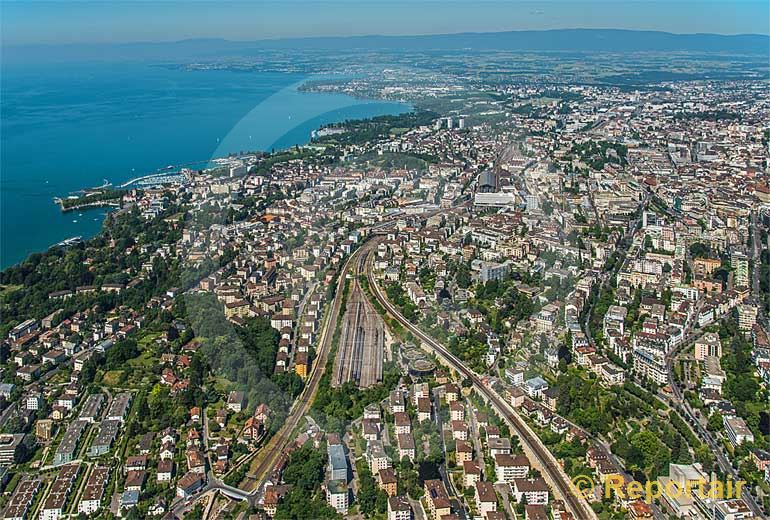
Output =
[
  {"x1": 5, "y1": 28, "x2": 769, "y2": 63},
  {"x1": 252, "y1": 28, "x2": 770, "y2": 53}
]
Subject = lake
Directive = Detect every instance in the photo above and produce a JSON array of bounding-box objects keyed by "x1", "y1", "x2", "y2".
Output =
[{"x1": 0, "y1": 61, "x2": 408, "y2": 268}]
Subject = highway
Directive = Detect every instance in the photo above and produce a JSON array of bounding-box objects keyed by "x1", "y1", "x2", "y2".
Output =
[{"x1": 363, "y1": 239, "x2": 597, "y2": 520}]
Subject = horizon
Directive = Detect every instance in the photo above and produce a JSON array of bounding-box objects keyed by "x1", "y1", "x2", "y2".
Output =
[
  {"x1": 4, "y1": 26, "x2": 770, "y2": 49},
  {"x1": 2, "y1": 1, "x2": 769, "y2": 46}
]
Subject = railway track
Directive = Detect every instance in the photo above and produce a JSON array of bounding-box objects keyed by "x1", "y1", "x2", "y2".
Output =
[
  {"x1": 363, "y1": 241, "x2": 597, "y2": 520},
  {"x1": 240, "y1": 246, "x2": 369, "y2": 495},
  {"x1": 333, "y1": 250, "x2": 384, "y2": 388}
]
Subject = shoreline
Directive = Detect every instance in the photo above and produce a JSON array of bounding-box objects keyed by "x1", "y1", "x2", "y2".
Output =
[
  {"x1": 58, "y1": 200, "x2": 121, "y2": 213},
  {"x1": 3, "y1": 80, "x2": 409, "y2": 270}
]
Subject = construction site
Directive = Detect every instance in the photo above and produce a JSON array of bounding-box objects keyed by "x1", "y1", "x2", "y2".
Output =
[{"x1": 332, "y1": 251, "x2": 386, "y2": 389}]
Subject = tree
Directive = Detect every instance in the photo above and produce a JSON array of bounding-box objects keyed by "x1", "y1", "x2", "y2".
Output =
[
  {"x1": 274, "y1": 444, "x2": 339, "y2": 520},
  {"x1": 282, "y1": 445, "x2": 326, "y2": 492},
  {"x1": 456, "y1": 263, "x2": 471, "y2": 289},
  {"x1": 689, "y1": 242, "x2": 710, "y2": 258},
  {"x1": 707, "y1": 412, "x2": 723, "y2": 432}
]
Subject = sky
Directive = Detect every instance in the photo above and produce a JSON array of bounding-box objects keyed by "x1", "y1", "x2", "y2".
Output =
[{"x1": 1, "y1": 0, "x2": 768, "y2": 46}]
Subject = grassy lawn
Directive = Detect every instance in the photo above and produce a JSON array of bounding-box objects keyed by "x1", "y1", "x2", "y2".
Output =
[
  {"x1": 213, "y1": 376, "x2": 235, "y2": 394},
  {"x1": 127, "y1": 349, "x2": 157, "y2": 369},
  {"x1": 138, "y1": 332, "x2": 162, "y2": 347},
  {"x1": 102, "y1": 370, "x2": 125, "y2": 387}
]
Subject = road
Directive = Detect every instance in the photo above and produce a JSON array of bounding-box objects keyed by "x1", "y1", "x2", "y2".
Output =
[
  {"x1": 750, "y1": 210, "x2": 768, "y2": 329},
  {"x1": 665, "y1": 336, "x2": 765, "y2": 517},
  {"x1": 169, "y1": 247, "x2": 370, "y2": 518},
  {"x1": 658, "y1": 212, "x2": 765, "y2": 517},
  {"x1": 582, "y1": 193, "x2": 647, "y2": 350},
  {"x1": 431, "y1": 387, "x2": 466, "y2": 520},
  {"x1": 364, "y1": 240, "x2": 597, "y2": 520}
]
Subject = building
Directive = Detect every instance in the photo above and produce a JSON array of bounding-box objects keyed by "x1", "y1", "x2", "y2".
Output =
[
  {"x1": 226, "y1": 391, "x2": 246, "y2": 413},
  {"x1": 416, "y1": 397, "x2": 432, "y2": 422},
  {"x1": 0, "y1": 434, "x2": 25, "y2": 465},
  {"x1": 737, "y1": 303, "x2": 758, "y2": 331},
  {"x1": 524, "y1": 377, "x2": 549, "y2": 398},
  {"x1": 89, "y1": 419, "x2": 121, "y2": 457},
  {"x1": 388, "y1": 495, "x2": 412, "y2": 520},
  {"x1": 79, "y1": 393, "x2": 105, "y2": 423},
  {"x1": 495, "y1": 453, "x2": 530, "y2": 483},
  {"x1": 295, "y1": 352, "x2": 309, "y2": 378},
  {"x1": 262, "y1": 485, "x2": 289, "y2": 517},
  {"x1": 328, "y1": 443, "x2": 348, "y2": 482},
  {"x1": 694, "y1": 332, "x2": 722, "y2": 361},
  {"x1": 633, "y1": 348, "x2": 668, "y2": 385},
  {"x1": 106, "y1": 392, "x2": 132, "y2": 422},
  {"x1": 424, "y1": 479, "x2": 452, "y2": 520},
  {"x1": 456, "y1": 440, "x2": 473, "y2": 464},
  {"x1": 3, "y1": 478, "x2": 41, "y2": 520},
  {"x1": 449, "y1": 401, "x2": 465, "y2": 422},
  {"x1": 157, "y1": 460, "x2": 174, "y2": 483},
  {"x1": 40, "y1": 464, "x2": 81, "y2": 520},
  {"x1": 394, "y1": 412, "x2": 411, "y2": 435},
  {"x1": 176, "y1": 471, "x2": 205, "y2": 499},
  {"x1": 78, "y1": 466, "x2": 109, "y2": 515},
  {"x1": 378, "y1": 467, "x2": 398, "y2": 497},
  {"x1": 488, "y1": 437, "x2": 512, "y2": 457},
  {"x1": 367, "y1": 440, "x2": 391, "y2": 475},
  {"x1": 397, "y1": 433, "x2": 416, "y2": 462},
  {"x1": 327, "y1": 479, "x2": 349, "y2": 514},
  {"x1": 476, "y1": 260, "x2": 512, "y2": 283},
  {"x1": 475, "y1": 480, "x2": 498, "y2": 517},
  {"x1": 54, "y1": 420, "x2": 88, "y2": 466},
  {"x1": 463, "y1": 460, "x2": 481, "y2": 488},
  {"x1": 390, "y1": 390, "x2": 406, "y2": 413},
  {"x1": 724, "y1": 416, "x2": 755, "y2": 446},
  {"x1": 511, "y1": 478, "x2": 549, "y2": 505},
  {"x1": 119, "y1": 490, "x2": 140, "y2": 516},
  {"x1": 36, "y1": 419, "x2": 54, "y2": 442},
  {"x1": 451, "y1": 420, "x2": 468, "y2": 441}
]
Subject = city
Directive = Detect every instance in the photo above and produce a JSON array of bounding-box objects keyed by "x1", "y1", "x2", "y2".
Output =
[{"x1": 1, "y1": 7, "x2": 769, "y2": 520}]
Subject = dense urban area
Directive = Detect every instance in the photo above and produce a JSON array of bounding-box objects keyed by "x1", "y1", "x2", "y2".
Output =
[{"x1": 1, "y1": 49, "x2": 769, "y2": 520}]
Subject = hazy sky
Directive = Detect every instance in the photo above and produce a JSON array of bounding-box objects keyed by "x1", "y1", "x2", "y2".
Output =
[{"x1": 2, "y1": 0, "x2": 768, "y2": 45}]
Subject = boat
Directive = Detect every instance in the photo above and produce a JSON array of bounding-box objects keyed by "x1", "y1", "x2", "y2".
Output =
[{"x1": 53, "y1": 236, "x2": 82, "y2": 248}]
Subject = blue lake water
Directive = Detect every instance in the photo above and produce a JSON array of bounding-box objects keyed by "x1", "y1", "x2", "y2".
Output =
[{"x1": 0, "y1": 62, "x2": 408, "y2": 268}]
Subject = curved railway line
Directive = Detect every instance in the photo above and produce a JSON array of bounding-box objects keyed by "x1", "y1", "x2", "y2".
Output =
[
  {"x1": 362, "y1": 239, "x2": 597, "y2": 520},
  {"x1": 237, "y1": 246, "x2": 370, "y2": 496},
  {"x1": 187, "y1": 204, "x2": 582, "y2": 517}
]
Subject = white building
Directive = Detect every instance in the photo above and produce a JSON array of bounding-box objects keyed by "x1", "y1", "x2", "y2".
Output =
[
  {"x1": 387, "y1": 495, "x2": 412, "y2": 520},
  {"x1": 327, "y1": 480, "x2": 349, "y2": 514}
]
